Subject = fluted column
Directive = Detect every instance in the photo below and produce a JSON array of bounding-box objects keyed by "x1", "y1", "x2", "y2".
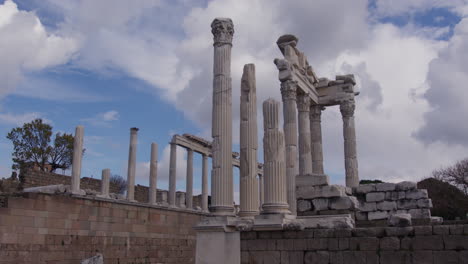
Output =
[
  {"x1": 201, "y1": 154, "x2": 209, "y2": 212},
  {"x1": 258, "y1": 174, "x2": 264, "y2": 211},
  {"x1": 239, "y1": 63, "x2": 259, "y2": 217},
  {"x1": 340, "y1": 99, "x2": 359, "y2": 187},
  {"x1": 262, "y1": 99, "x2": 290, "y2": 214},
  {"x1": 310, "y1": 105, "x2": 325, "y2": 174},
  {"x1": 71, "y1": 125, "x2": 84, "y2": 194},
  {"x1": 126, "y1": 128, "x2": 138, "y2": 201},
  {"x1": 149, "y1": 143, "x2": 158, "y2": 205},
  {"x1": 210, "y1": 18, "x2": 235, "y2": 215},
  {"x1": 168, "y1": 142, "x2": 177, "y2": 206},
  {"x1": 101, "y1": 168, "x2": 110, "y2": 198},
  {"x1": 186, "y1": 149, "x2": 194, "y2": 209},
  {"x1": 297, "y1": 93, "x2": 313, "y2": 176},
  {"x1": 280, "y1": 80, "x2": 298, "y2": 214}
]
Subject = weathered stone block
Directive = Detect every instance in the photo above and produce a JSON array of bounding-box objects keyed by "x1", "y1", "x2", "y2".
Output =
[
  {"x1": 413, "y1": 235, "x2": 443, "y2": 250},
  {"x1": 314, "y1": 229, "x2": 335, "y2": 238},
  {"x1": 350, "y1": 237, "x2": 379, "y2": 250},
  {"x1": 411, "y1": 251, "x2": 433, "y2": 264},
  {"x1": 408, "y1": 208, "x2": 431, "y2": 219},
  {"x1": 329, "y1": 197, "x2": 358, "y2": 210},
  {"x1": 380, "y1": 237, "x2": 400, "y2": 250},
  {"x1": 396, "y1": 181, "x2": 417, "y2": 191},
  {"x1": 377, "y1": 201, "x2": 397, "y2": 211},
  {"x1": 334, "y1": 228, "x2": 352, "y2": 237},
  {"x1": 376, "y1": 183, "x2": 396, "y2": 192},
  {"x1": 433, "y1": 251, "x2": 459, "y2": 264},
  {"x1": 352, "y1": 228, "x2": 376, "y2": 237},
  {"x1": 405, "y1": 189, "x2": 428, "y2": 199},
  {"x1": 355, "y1": 211, "x2": 367, "y2": 221},
  {"x1": 328, "y1": 238, "x2": 339, "y2": 250},
  {"x1": 312, "y1": 198, "x2": 329, "y2": 211},
  {"x1": 380, "y1": 251, "x2": 411, "y2": 264},
  {"x1": 368, "y1": 211, "x2": 388, "y2": 220},
  {"x1": 385, "y1": 227, "x2": 414, "y2": 237},
  {"x1": 304, "y1": 251, "x2": 329, "y2": 264},
  {"x1": 297, "y1": 200, "x2": 312, "y2": 212},
  {"x1": 385, "y1": 191, "x2": 398, "y2": 201},
  {"x1": 358, "y1": 202, "x2": 376, "y2": 212},
  {"x1": 443, "y1": 235, "x2": 468, "y2": 250},
  {"x1": 433, "y1": 225, "x2": 450, "y2": 235},
  {"x1": 387, "y1": 213, "x2": 412, "y2": 227},
  {"x1": 397, "y1": 199, "x2": 418, "y2": 210},
  {"x1": 400, "y1": 237, "x2": 412, "y2": 250},
  {"x1": 306, "y1": 238, "x2": 328, "y2": 250},
  {"x1": 417, "y1": 198, "x2": 433, "y2": 208},
  {"x1": 353, "y1": 184, "x2": 375, "y2": 194},
  {"x1": 338, "y1": 238, "x2": 349, "y2": 250},
  {"x1": 449, "y1": 225, "x2": 464, "y2": 235},
  {"x1": 414, "y1": 226, "x2": 432, "y2": 235},
  {"x1": 297, "y1": 185, "x2": 349, "y2": 199},
  {"x1": 366, "y1": 192, "x2": 385, "y2": 202},
  {"x1": 341, "y1": 251, "x2": 366, "y2": 264}
]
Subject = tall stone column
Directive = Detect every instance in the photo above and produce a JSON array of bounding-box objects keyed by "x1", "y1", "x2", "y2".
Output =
[
  {"x1": 71, "y1": 125, "x2": 84, "y2": 194},
  {"x1": 340, "y1": 99, "x2": 359, "y2": 187},
  {"x1": 186, "y1": 149, "x2": 194, "y2": 209},
  {"x1": 280, "y1": 80, "x2": 298, "y2": 214},
  {"x1": 201, "y1": 154, "x2": 209, "y2": 212},
  {"x1": 262, "y1": 99, "x2": 290, "y2": 214},
  {"x1": 210, "y1": 18, "x2": 235, "y2": 215},
  {"x1": 297, "y1": 93, "x2": 313, "y2": 176},
  {"x1": 168, "y1": 142, "x2": 177, "y2": 206},
  {"x1": 101, "y1": 168, "x2": 110, "y2": 198},
  {"x1": 258, "y1": 174, "x2": 264, "y2": 211},
  {"x1": 126, "y1": 128, "x2": 138, "y2": 201},
  {"x1": 310, "y1": 105, "x2": 325, "y2": 174},
  {"x1": 149, "y1": 142, "x2": 158, "y2": 205},
  {"x1": 239, "y1": 63, "x2": 259, "y2": 217}
]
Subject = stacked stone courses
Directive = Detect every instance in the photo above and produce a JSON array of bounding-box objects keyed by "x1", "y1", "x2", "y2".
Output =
[{"x1": 240, "y1": 225, "x2": 468, "y2": 263}]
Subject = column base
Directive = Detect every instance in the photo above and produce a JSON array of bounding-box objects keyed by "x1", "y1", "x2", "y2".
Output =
[
  {"x1": 238, "y1": 210, "x2": 259, "y2": 218},
  {"x1": 209, "y1": 205, "x2": 235, "y2": 216},
  {"x1": 296, "y1": 173, "x2": 329, "y2": 187},
  {"x1": 261, "y1": 203, "x2": 291, "y2": 215}
]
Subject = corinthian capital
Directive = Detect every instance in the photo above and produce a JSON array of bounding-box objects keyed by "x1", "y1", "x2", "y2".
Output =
[
  {"x1": 211, "y1": 18, "x2": 234, "y2": 45},
  {"x1": 340, "y1": 99, "x2": 355, "y2": 118},
  {"x1": 297, "y1": 93, "x2": 311, "y2": 112},
  {"x1": 310, "y1": 105, "x2": 324, "y2": 121},
  {"x1": 280, "y1": 80, "x2": 297, "y2": 101}
]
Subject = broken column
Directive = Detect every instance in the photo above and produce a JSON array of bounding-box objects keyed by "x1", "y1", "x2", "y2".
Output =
[
  {"x1": 280, "y1": 80, "x2": 299, "y2": 214},
  {"x1": 262, "y1": 99, "x2": 290, "y2": 214},
  {"x1": 71, "y1": 125, "x2": 84, "y2": 195},
  {"x1": 100, "y1": 168, "x2": 110, "y2": 198},
  {"x1": 239, "y1": 63, "x2": 259, "y2": 217},
  {"x1": 149, "y1": 142, "x2": 158, "y2": 205},
  {"x1": 186, "y1": 149, "x2": 194, "y2": 209},
  {"x1": 201, "y1": 154, "x2": 209, "y2": 212},
  {"x1": 340, "y1": 99, "x2": 359, "y2": 187},
  {"x1": 210, "y1": 17, "x2": 235, "y2": 215},
  {"x1": 126, "y1": 127, "x2": 138, "y2": 201},
  {"x1": 168, "y1": 142, "x2": 177, "y2": 206},
  {"x1": 310, "y1": 105, "x2": 325, "y2": 174},
  {"x1": 297, "y1": 93, "x2": 313, "y2": 175}
]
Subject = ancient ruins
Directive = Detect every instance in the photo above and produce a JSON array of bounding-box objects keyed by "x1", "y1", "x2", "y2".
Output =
[{"x1": 0, "y1": 17, "x2": 466, "y2": 264}]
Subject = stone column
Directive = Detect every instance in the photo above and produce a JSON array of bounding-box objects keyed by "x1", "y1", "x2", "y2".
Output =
[
  {"x1": 262, "y1": 99, "x2": 290, "y2": 214},
  {"x1": 168, "y1": 142, "x2": 177, "y2": 206},
  {"x1": 186, "y1": 149, "x2": 194, "y2": 209},
  {"x1": 340, "y1": 99, "x2": 359, "y2": 187},
  {"x1": 126, "y1": 127, "x2": 138, "y2": 201},
  {"x1": 297, "y1": 93, "x2": 313, "y2": 176},
  {"x1": 310, "y1": 105, "x2": 325, "y2": 174},
  {"x1": 210, "y1": 18, "x2": 235, "y2": 215},
  {"x1": 201, "y1": 154, "x2": 209, "y2": 212},
  {"x1": 149, "y1": 142, "x2": 158, "y2": 205},
  {"x1": 71, "y1": 125, "x2": 84, "y2": 194},
  {"x1": 100, "y1": 168, "x2": 110, "y2": 198},
  {"x1": 280, "y1": 80, "x2": 298, "y2": 214},
  {"x1": 239, "y1": 63, "x2": 259, "y2": 217}
]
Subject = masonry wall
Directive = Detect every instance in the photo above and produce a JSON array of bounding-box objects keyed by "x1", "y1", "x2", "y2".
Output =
[
  {"x1": 241, "y1": 225, "x2": 468, "y2": 264},
  {"x1": 0, "y1": 193, "x2": 204, "y2": 264}
]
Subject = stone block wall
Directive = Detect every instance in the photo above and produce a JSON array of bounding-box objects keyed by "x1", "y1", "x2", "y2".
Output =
[
  {"x1": 241, "y1": 225, "x2": 468, "y2": 263},
  {"x1": 0, "y1": 192, "x2": 204, "y2": 264},
  {"x1": 353, "y1": 182, "x2": 433, "y2": 222}
]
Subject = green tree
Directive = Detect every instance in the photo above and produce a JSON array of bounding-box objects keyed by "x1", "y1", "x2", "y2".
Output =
[{"x1": 6, "y1": 119, "x2": 79, "y2": 173}]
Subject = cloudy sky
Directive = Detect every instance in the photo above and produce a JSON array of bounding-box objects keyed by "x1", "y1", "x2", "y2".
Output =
[{"x1": 1, "y1": 0, "x2": 467, "y2": 200}]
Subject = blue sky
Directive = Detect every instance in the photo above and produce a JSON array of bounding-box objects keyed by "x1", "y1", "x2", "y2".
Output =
[{"x1": 1, "y1": 0, "x2": 468, "y2": 202}]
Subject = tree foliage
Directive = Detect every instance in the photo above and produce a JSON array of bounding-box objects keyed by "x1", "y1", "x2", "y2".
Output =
[
  {"x1": 110, "y1": 174, "x2": 127, "y2": 194},
  {"x1": 6, "y1": 119, "x2": 78, "y2": 173},
  {"x1": 432, "y1": 158, "x2": 468, "y2": 195}
]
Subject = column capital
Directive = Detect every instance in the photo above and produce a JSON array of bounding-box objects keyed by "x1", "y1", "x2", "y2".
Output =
[
  {"x1": 280, "y1": 80, "x2": 297, "y2": 101},
  {"x1": 211, "y1": 18, "x2": 234, "y2": 45},
  {"x1": 340, "y1": 99, "x2": 355, "y2": 118},
  {"x1": 297, "y1": 93, "x2": 311, "y2": 112},
  {"x1": 310, "y1": 104, "x2": 325, "y2": 120}
]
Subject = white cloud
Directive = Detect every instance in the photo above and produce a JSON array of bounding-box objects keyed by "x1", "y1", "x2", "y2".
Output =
[
  {"x1": 0, "y1": 112, "x2": 51, "y2": 126},
  {"x1": 0, "y1": 0, "x2": 78, "y2": 99},
  {"x1": 371, "y1": 0, "x2": 468, "y2": 17},
  {"x1": 81, "y1": 110, "x2": 119, "y2": 127}
]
